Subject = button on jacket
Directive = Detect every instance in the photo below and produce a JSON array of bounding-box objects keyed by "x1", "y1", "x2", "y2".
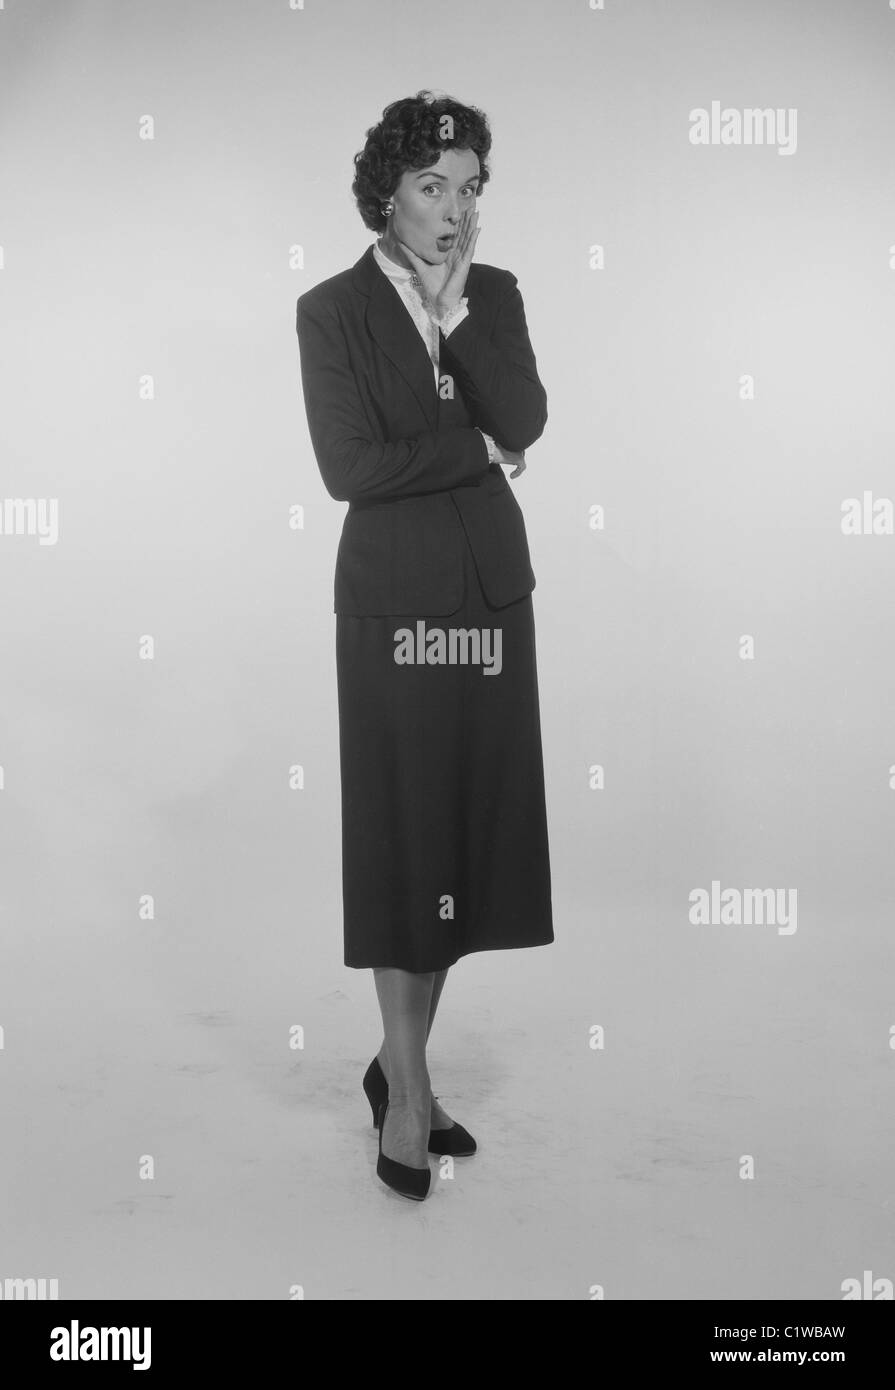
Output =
[{"x1": 295, "y1": 242, "x2": 547, "y2": 617}]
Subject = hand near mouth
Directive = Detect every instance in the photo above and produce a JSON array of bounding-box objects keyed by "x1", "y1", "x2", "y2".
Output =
[{"x1": 399, "y1": 208, "x2": 480, "y2": 318}]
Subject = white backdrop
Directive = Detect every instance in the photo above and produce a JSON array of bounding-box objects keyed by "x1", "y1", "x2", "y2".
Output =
[{"x1": 1, "y1": 0, "x2": 893, "y2": 1300}]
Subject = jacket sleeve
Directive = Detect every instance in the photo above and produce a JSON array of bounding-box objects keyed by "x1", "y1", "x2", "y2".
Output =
[
  {"x1": 296, "y1": 292, "x2": 491, "y2": 505},
  {"x1": 439, "y1": 271, "x2": 548, "y2": 453}
]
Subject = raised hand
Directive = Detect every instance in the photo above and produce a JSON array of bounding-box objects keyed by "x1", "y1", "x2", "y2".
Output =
[{"x1": 399, "y1": 208, "x2": 481, "y2": 317}]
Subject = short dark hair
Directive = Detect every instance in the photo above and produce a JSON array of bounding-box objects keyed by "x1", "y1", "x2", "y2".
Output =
[{"x1": 352, "y1": 90, "x2": 492, "y2": 233}]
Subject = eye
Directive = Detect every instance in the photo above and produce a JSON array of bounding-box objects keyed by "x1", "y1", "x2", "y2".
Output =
[{"x1": 421, "y1": 183, "x2": 477, "y2": 197}]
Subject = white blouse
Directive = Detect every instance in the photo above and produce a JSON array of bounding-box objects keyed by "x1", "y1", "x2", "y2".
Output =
[{"x1": 373, "y1": 240, "x2": 497, "y2": 465}]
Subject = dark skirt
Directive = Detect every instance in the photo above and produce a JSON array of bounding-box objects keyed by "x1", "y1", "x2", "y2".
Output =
[{"x1": 335, "y1": 530, "x2": 554, "y2": 972}]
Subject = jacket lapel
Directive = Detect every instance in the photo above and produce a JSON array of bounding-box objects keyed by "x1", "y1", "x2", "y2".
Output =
[{"x1": 351, "y1": 244, "x2": 439, "y2": 431}]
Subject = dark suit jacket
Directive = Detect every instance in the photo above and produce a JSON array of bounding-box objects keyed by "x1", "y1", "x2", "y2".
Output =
[{"x1": 295, "y1": 242, "x2": 547, "y2": 616}]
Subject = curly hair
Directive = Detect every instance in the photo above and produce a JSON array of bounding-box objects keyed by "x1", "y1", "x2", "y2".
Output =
[{"x1": 352, "y1": 90, "x2": 492, "y2": 233}]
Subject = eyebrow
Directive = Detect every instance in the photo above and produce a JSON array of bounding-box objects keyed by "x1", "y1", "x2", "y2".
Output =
[{"x1": 414, "y1": 169, "x2": 479, "y2": 182}]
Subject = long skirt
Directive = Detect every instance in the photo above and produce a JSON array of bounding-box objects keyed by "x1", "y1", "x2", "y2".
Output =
[{"x1": 335, "y1": 530, "x2": 554, "y2": 972}]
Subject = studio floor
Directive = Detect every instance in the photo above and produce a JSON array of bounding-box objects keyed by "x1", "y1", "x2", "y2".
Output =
[{"x1": 3, "y1": 882, "x2": 890, "y2": 1301}]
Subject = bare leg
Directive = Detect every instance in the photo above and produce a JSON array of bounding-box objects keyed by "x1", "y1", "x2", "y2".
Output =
[
  {"x1": 377, "y1": 968, "x2": 454, "y2": 1128},
  {"x1": 427, "y1": 968, "x2": 449, "y2": 1039},
  {"x1": 374, "y1": 966, "x2": 433, "y2": 1167}
]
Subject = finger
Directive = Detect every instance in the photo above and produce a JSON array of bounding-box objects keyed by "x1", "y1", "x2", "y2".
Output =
[
  {"x1": 461, "y1": 208, "x2": 476, "y2": 257},
  {"x1": 459, "y1": 208, "x2": 472, "y2": 252},
  {"x1": 466, "y1": 212, "x2": 480, "y2": 257},
  {"x1": 458, "y1": 227, "x2": 479, "y2": 270},
  {"x1": 449, "y1": 209, "x2": 468, "y2": 260},
  {"x1": 458, "y1": 212, "x2": 478, "y2": 264}
]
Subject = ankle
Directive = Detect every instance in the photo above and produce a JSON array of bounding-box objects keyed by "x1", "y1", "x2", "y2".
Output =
[{"x1": 385, "y1": 1086, "x2": 430, "y2": 1109}]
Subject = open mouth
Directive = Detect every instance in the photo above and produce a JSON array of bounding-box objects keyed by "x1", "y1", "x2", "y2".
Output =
[{"x1": 437, "y1": 234, "x2": 454, "y2": 248}]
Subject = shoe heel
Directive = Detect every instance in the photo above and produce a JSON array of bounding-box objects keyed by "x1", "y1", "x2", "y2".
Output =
[{"x1": 363, "y1": 1057, "x2": 387, "y2": 1128}]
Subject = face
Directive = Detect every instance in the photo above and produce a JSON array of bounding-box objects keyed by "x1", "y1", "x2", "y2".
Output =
[{"x1": 383, "y1": 146, "x2": 481, "y2": 265}]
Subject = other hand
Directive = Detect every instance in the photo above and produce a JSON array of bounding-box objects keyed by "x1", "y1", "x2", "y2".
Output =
[{"x1": 493, "y1": 441, "x2": 526, "y2": 479}]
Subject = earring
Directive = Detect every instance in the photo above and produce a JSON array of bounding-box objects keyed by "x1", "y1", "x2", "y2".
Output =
[{"x1": 380, "y1": 201, "x2": 394, "y2": 217}]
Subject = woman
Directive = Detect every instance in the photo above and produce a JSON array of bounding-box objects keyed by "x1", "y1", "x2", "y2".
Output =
[{"x1": 296, "y1": 91, "x2": 553, "y2": 1201}]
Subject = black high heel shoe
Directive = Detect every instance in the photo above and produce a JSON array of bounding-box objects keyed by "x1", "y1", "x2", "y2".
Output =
[
  {"x1": 376, "y1": 1102, "x2": 431, "y2": 1201},
  {"x1": 363, "y1": 1057, "x2": 477, "y2": 1158}
]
